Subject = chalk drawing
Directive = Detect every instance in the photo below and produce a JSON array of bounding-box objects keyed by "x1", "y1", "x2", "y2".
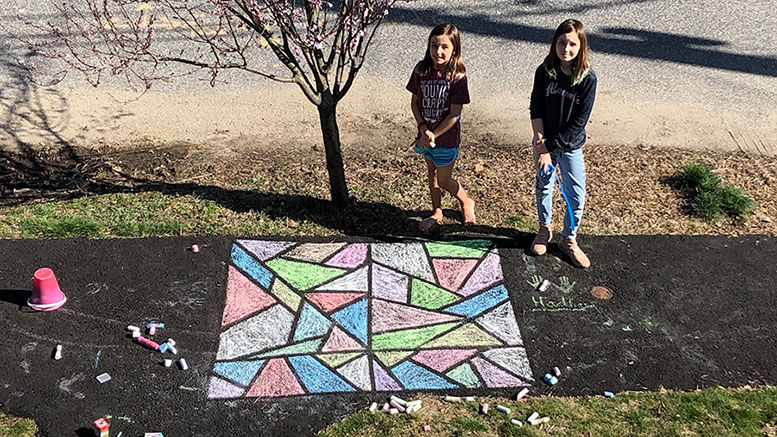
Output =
[
  {"x1": 86, "y1": 282, "x2": 109, "y2": 295},
  {"x1": 530, "y1": 295, "x2": 596, "y2": 313},
  {"x1": 209, "y1": 240, "x2": 535, "y2": 399},
  {"x1": 555, "y1": 276, "x2": 576, "y2": 294}
]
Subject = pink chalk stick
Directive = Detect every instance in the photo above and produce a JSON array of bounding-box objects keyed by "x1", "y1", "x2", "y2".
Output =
[{"x1": 136, "y1": 336, "x2": 160, "y2": 350}]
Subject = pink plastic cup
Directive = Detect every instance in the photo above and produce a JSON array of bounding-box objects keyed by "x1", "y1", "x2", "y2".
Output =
[{"x1": 28, "y1": 268, "x2": 67, "y2": 311}]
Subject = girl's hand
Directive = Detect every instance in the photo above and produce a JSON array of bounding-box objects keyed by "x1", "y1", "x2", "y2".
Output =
[
  {"x1": 425, "y1": 130, "x2": 436, "y2": 148},
  {"x1": 419, "y1": 129, "x2": 435, "y2": 148},
  {"x1": 536, "y1": 151, "x2": 552, "y2": 172}
]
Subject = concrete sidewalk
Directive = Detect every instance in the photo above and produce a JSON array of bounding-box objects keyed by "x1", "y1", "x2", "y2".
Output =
[{"x1": 0, "y1": 235, "x2": 774, "y2": 436}]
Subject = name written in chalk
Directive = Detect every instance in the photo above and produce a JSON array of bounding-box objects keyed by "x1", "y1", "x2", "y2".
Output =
[{"x1": 531, "y1": 295, "x2": 596, "y2": 312}]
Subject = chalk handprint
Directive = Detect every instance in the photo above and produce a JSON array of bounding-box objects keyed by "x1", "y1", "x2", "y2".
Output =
[{"x1": 556, "y1": 276, "x2": 576, "y2": 294}]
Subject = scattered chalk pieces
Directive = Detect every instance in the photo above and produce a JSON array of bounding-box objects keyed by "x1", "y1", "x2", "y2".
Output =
[
  {"x1": 191, "y1": 244, "x2": 200, "y2": 253},
  {"x1": 389, "y1": 408, "x2": 399, "y2": 415},
  {"x1": 423, "y1": 424, "x2": 431, "y2": 431},
  {"x1": 444, "y1": 395, "x2": 461, "y2": 402},
  {"x1": 511, "y1": 418, "x2": 523, "y2": 427},
  {"x1": 538, "y1": 279, "x2": 550, "y2": 292},
  {"x1": 96, "y1": 373, "x2": 111, "y2": 383},
  {"x1": 164, "y1": 359, "x2": 173, "y2": 368},
  {"x1": 496, "y1": 404, "x2": 511, "y2": 414},
  {"x1": 465, "y1": 396, "x2": 476, "y2": 402},
  {"x1": 543, "y1": 373, "x2": 558, "y2": 385},
  {"x1": 553, "y1": 366, "x2": 562, "y2": 377},
  {"x1": 480, "y1": 403, "x2": 489, "y2": 415},
  {"x1": 516, "y1": 387, "x2": 530, "y2": 401},
  {"x1": 368, "y1": 402, "x2": 378, "y2": 413},
  {"x1": 54, "y1": 344, "x2": 62, "y2": 360},
  {"x1": 604, "y1": 391, "x2": 615, "y2": 398},
  {"x1": 527, "y1": 412, "x2": 539, "y2": 424},
  {"x1": 178, "y1": 358, "x2": 188, "y2": 370}
]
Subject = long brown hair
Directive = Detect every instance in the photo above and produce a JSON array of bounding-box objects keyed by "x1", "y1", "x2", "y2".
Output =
[
  {"x1": 543, "y1": 19, "x2": 590, "y2": 86},
  {"x1": 414, "y1": 23, "x2": 466, "y2": 81}
]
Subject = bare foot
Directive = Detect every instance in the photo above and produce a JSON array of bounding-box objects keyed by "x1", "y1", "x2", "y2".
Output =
[
  {"x1": 461, "y1": 198, "x2": 476, "y2": 225},
  {"x1": 419, "y1": 211, "x2": 444, "y2": 232}
]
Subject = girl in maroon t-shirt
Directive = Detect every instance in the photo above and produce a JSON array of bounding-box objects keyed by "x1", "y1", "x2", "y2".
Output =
[{"x1": 407, "y1": 23, "x2": 475, "y2": 232}]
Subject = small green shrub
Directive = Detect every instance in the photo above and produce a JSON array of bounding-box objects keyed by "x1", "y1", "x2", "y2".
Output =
[{"x1": 676, "y1": 160, "x2": 756, "y2": 222}]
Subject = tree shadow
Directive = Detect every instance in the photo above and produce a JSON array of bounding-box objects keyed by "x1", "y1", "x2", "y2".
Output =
[{"x1": 386, "y1": 5, "x2": 777, "y2": 77}]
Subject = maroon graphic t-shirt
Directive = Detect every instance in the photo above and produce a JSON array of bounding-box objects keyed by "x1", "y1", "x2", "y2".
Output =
[{"x1": 406, "y1": 68, "x2": 470, "y2": 148}]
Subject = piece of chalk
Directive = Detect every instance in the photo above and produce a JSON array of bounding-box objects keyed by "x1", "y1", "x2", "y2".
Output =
[
  {"x1": 167, "y1": 344, "x2": 178, "y2": 355},
  {"x1": 511, "y1": 419, "x2": 523, "y2": 427},
  {"x1": 191, "y1": 244, "x2": 200, "y2": 253},
  {"x1": 444, "y1": 395, "x2": 461, "y2": 402},
  {"x1": 158, "y1": 343, "x2": 169, "y2": 353},
  {"x1": 126, "y1": 325, "x2": 140, "y2": 332},
  {"x1": 406, "y1": 400, "x2": 422, "y2": 407},
  {"x1": 148, "y1": 326, "x2": 156, "y2": 336},
  {"x1": 423, "y1": 424, "x2": 431, "y2": 431},
  {"x1": 527, "y1": 412, "x2": 539, "y2": 423},
  {"x1": 516, "y1": 387, "x2": 530, "y2": 401},
  {"x1": 496, "y1": 404, "x2": 511, "y2": 414},
  {"x1": 389, "y1": 408, "x2": 399, "y2": 415},
  {"x1": 390, "y1": 395, "x2": 407, "y2": 407},
  {"x1": 96, "y1": 373, "x2": 111, "y2": 383},
  {"x1": 553, "y1": 366, "x2": 562, "y2": 377},
  {"x1": 146, "y1": 322, "x2": 165, "y2": 329},
  {"x1": 538, "y1": 279, "x2": 550, "y2": 292},
  {"x1": 465, "y1": 396, "x2": 475, "y2": 402},
  {"x1": 132, "y1": 330, "x2": 141, "y2": 338},
  {"x1": 136, "y1": 336, "x2": 160, "y2": 350},
  {"x1": 54, "y1": 344, "x2": 63, "y2": 360},
  {"x1": 382, "y1": 403, "x2": 390, "y2": 412},
  {"x1": 368, "y1": 402, "x2": 378, "y2": 413},
  {"x1": 166, "y1": 338, "x2": 176, "y2": 346},
  {"x1": 536, "y1": 417, "x2": 550, "y2": 424},
  {"x1": 543, "y1": 373, "x2": 558, "y2": 385},
  {"x1": 164, "y1": 359, "x2": 173, "y2": 368},
  {"x1": 178, "y1": 358, "x2": 188, "y2": 370},
  {"x1": 604, "y1": 391, "x2": 615, "y2": 398},
  {"x1": 389, "y1": 400, "x2": 405, "y2": 412},
  {"x1": 480, "y1": 403, "x2": 489, "y2": 414},
  {"x1": 405, "y1": 405, "x2": 418, "y2": 414}
]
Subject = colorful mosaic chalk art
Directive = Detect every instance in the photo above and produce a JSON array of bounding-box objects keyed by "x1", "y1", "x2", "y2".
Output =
[{"x1": 208, "y1": 240, "x2": 534, "y2": 399}]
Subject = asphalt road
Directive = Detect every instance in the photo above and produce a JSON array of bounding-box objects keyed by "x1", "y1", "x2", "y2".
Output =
[
  {"x1": 1, "y1": 0, "x2": 775, "y2": 117},
  {"x1": 1, "y1": 234, "x2": 775, "y2": 436}
]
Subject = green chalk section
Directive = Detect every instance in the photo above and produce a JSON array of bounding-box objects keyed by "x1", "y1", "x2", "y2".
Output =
[
  {"x1": 269, "y1": 280, "x2": 302, "y2": 311},
  {"x1": 317, "y1": 353, "x2": 362, "y2": 367},
  {"x1": 425, "y1": 240, "x2": 491, "y2": 258},
  {"x1": 411, "y1": 279, "x2": 460, "y2": 310},
  {"x1": 446, "y1": 363, "x2": 482, "y2": 388},
  {"x1": 372, "y1": 322, "x2": 459, "y2": 350},
  {"x1": 422, "y1": 324, "x2": 502, "y2": 348},
  {"x1": 252, "y1": 338, "x2": 323, "y2": 359},
  {"x1": 374, "y1": 350, "x2": 414, "y2": 367},
  {"x1": 266, "y1": 258, "x2": 346, "y2": 291}
]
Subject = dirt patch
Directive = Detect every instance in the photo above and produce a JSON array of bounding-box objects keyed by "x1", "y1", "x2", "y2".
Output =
[{"x1": 2, "y1": 124, "x2": 775, "y2": 237}]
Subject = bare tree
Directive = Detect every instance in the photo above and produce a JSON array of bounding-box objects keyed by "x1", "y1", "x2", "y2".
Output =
[{"x1": 18, "y1": 0, "x2": 403, "y2": 205}]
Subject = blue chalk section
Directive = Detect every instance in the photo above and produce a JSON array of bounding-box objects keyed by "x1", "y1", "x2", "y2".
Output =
[
  {"x1": 444, "y1": 284, "x2": 508, "y2": 318},
  {"x1": 288, "y1": 355, "x2": 355, "y2": 393},
  {"x1": 213, "y1": 360, "x2": 265, "y2": 387},
  {"x1": 232, "y1": 244, "x2": 272, "y2": 288},
  {"x1": 332, "y1": 299, "x2": 368, "y2": 345},
  {"x1": 391, "y1": 361, "x2": 458, "y2": 390},
  {"x1": 293, "y1": 303, "x2": 332, "y2": 342}
]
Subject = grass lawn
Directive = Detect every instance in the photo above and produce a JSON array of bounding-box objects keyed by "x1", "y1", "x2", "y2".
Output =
[
  {"x1": 319, "y1": 386, "x2": 777, "y2": 437},
  {"x1": 0, "y1": 414, "x2": 36, "y2": 437}
]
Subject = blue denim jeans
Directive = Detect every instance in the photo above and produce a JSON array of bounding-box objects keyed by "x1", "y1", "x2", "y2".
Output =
[{"x1": 535, "y1": 146, "x2": 586, "y2": 238}]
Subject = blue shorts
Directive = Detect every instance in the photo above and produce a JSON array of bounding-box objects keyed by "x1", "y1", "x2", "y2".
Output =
[{"x1": 413, "y1": 144, "x2": 459, "y2": 167}]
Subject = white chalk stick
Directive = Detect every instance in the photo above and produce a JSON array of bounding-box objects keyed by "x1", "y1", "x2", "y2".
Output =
[
  {"x1": 54, "y1": 344, "x2": 62, "y2": 360},
  {"x1": 368, "y1": 402, "x2": 378, "y2": 413},
  {"x1": 516, "y1": 387, "x2": 530, "y2": 401}
]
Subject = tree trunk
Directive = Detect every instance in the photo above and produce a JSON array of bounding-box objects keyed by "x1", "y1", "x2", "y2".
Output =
[{"x1": 317, "y1": 92, "x2": 349, "y2": 206}]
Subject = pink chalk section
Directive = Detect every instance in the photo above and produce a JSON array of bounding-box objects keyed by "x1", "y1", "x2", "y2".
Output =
[
  {"x1": 246, "y1": 358, "x2": 305, "y2": 397},
  {"x1": 432, "y1": 259, "x2": 478, "y2": 291},
  {"x1": 222, "y1": 266, "x2": 277, "y2": 326},
  {"x1": 321, "y1": 326, "x2": 364, "y2": 352},
  {"x1": 471, "y1": 357, "x2": 527, "y2": 388},
  {"x1": 410, "y1": 349, "x2": 478, "y2": 373},
  {"x1": 371, "y1": 299, "x2": 462, "y2": 333},
  {"x1": 325, "y1": 244, "x2": 368, "y2": 268},
  {"x1": 305, "y1": 292, "x2": 365, "y2": 313},
  {"x1": 456, "y1": 250, "x2": 504, "y2": 297},
  {"x1": 208, "y1": 376, "x2": 246, "y2": 399}
]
